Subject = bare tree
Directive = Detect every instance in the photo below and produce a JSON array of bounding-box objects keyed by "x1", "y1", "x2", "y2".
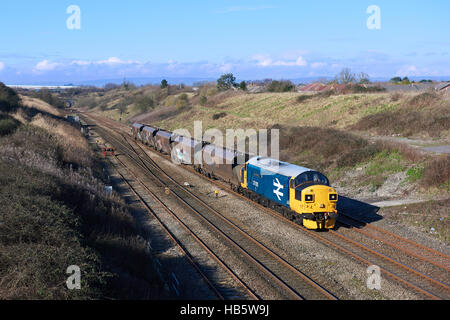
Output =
[
  {"x1": 337, "y1": 68, "x2": 356, "y2": 84},
  {"x1": 357, "y1": 72, "x2": 371, "y2": 84}
]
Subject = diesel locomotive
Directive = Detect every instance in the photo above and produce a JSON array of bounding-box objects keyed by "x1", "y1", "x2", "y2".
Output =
[{"x1": 132, "y1": 123, "x2": 338, "y2": 230}]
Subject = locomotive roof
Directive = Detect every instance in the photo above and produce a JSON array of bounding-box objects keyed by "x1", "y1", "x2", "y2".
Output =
[
  {"x1": 132, "y1": 123, "x2": 144, "y2": 128},
  {"x1": 247, "y1": 156, "x2": 313, "y2": 178}
]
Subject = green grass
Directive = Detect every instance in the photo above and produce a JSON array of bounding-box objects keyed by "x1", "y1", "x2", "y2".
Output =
[
  {"x1": 363, "y1": 150, "x2": 406, "y2": 189},
  {"x1": 362, "y1": 103, "x2": 398, "y2": 116},
  {"x1": 365, "y1": 151, "x2": 405, "y2": 176},
  {"x1": 406, "y1": 165, "x2": 425, "y2": 183}
]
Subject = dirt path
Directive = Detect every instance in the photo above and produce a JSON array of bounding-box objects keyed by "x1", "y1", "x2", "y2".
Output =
[{"x1": 360, "y1": 134, "x2": 450, "y2": 155}]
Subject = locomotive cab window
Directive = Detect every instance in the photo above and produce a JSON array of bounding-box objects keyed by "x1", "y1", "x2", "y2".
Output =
[{"x1": 294, "y1": 171, "x2": 329, "y2": 188}]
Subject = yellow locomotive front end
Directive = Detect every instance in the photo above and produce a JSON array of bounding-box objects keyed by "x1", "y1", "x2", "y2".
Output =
[
  {"x1": 238, "y1": 158, "x2": 338, "y2": 231},
  {"x1": 289, "y1": 172, "x2": 338, "y2": 230}
]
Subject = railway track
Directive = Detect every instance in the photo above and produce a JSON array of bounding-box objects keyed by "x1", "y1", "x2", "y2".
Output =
[
  {"x1": 83, "y1": 111, "x2": 450, "y2": 300},
  {"x1": 337, "y1": 213, "x2": 450, "y2": 272},
  {"x1": 110, "y1": 156, "x2": 256, "y2": 300},
  {"x1": 84, "y1": 114, "x2": 337, "y2": 300}
]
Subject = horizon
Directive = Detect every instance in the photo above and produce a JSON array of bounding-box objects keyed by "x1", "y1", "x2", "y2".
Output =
[
  {"x1": 5, "y1": 75, "x2": 450, "y2": 88},
  {"x1": 0, "y1": 1, "x2": 449, "y2": 84}
]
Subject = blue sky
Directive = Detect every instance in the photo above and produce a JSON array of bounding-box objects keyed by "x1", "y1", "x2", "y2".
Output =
[{"x1": 0, "y1": 0, "x2": 449, "y2": 84}]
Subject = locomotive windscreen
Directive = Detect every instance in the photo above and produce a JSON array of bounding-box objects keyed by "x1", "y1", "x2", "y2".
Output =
[{"x1": 293, "y1": 171, "x2": 329, "y2": 188}]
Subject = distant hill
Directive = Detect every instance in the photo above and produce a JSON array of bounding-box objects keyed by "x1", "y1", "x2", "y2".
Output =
[{"x1": 74, "y1": 77, "x2": 217, "y2": 87}]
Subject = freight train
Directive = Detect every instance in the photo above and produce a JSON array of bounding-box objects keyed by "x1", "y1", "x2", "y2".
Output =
[{"x1": 132, "y1": 123, "x2": 338, "y2": 230}]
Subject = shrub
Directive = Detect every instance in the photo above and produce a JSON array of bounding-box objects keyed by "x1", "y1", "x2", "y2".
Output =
[
  {"x1": 212, "y1": 112, "x2": 227, "y2": 120},
  {"x1": 0, "y1": 115, "x2": 20, "y2": 136},
  {"x1": 422, "y1": 155, "x2": 450, "y2": 188},
  {"x1": 0, "y1": 82, "x2": 21, "y2": 112},
  {"x1": 390, "y1": 77, "x2": 402, "y2": 83},
  {"x1": 296, "y1": 94, "x2": 314, "y2": 104},
  {"x1": 175, "y1": 93, "x2": 189, "y2": 109},
  {"x1": 199, "y1": 95, "x2": 207, "y2": 106},
  {"x1": 267, "y1": 80, "x2": 294, "y2": 92},
  {"x1": 407, "y1": 92, "x2": 440, "y2": 108},
  {"x1": 239, "y1": 81, "x2": 247, "y2": 91},
  {"x1": 134, "y1": 94, "x2": 155, "y2": 113},
  {"x1": 346, "y1": 84, "x2": 385, "y2": 94},
  {"x1": 390, "y1": 92, "x2": 403, "y2": 102},
  {"x1": 0, "y1": 121, "x2": 166, "y2": 299},
  {"x1": 76, "y1": 95, "x2": 98, "y2": 109},
  {"x1": 351, "y1": 92, "x2": 449, "y2": 137},
  {"x1": 315, "y1": 90, "x2": 335, "y2": 98},
  {"x1": 217, "y1": 74, "x2": 237, "y2": 91},
  {"x1": 31, "y1": 89, "x2": 65, "y2": 109},
  {"x1": 270, "y1": 124, "x2": 380, "y2": 171},
  {"x1": 160, "y1": 79, "x2": 168, "y2": 89}
]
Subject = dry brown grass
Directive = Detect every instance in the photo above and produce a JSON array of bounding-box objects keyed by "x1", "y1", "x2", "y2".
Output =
[
  {"x1": 202, "y1": 90, "x2": 244, "y2": 108},
  {"x1": 270, "y1": 124, "x2": 379, "y2": 171},
  {"x1": 20, "y1": 95, "x2": 63, "y2": 117},
  {"x1": 0, "y1": 122, "x2": 165, "y2": 299},
  {"x1": 423, "y1": 155, "x2": 450, "y2": 188},
  {"x1": 30, "y1": 114, "x2": 92, "y2": 168},
  {"x1": 380, "y1": 198, "x2": 449, "y2": 242},
  {"x1": 351, "y1": 92, "x2": 450, "y2": 138},
  {"x1": 10, "y1": 108, "x2": 29, "y2": 124}
]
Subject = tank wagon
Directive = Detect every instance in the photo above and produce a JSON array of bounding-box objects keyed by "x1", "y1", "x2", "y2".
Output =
[
  {"x1": 131, "y1": 123, "x2": 338, "y2": 230},
  {"x1": 200, "y1": 144, "x2": 249, "y2": 186},
  {"x1": 132, "y1": 123, "x2": 144, "y2": 141},
  {"x1": 142, "y1": 126, "x2": 158, "y2": 147},
  {"x1": 155, "y1": 130, "x2": 173, "y2": 154},
  {"x1": 171, "y1": 135, "x2": 204, "y2": 166}
]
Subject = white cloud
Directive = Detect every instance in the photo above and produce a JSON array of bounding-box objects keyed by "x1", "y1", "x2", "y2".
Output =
[
  {"x1": 33, "y1": 60, "x2": 61, "y2": 72},
  {"x1": 97, "y1": 57, "x2": 126, "y2": 65},
  {"x1": 70, "y1": 57, "x2": 142, "y2": 66},
  {"x1": 253, "y1": 55, "x2": 307, "y2": 67},
  {"x1": 252, "y1": 54, "x2": 273, "y2": 67},
  {"x1": 273, "y1": 56, "x2": 307, "y2": 67},
  {"x1": 70, "y1": 60, "x2": 91, "y2": 66},
  {"x1": 0, "y1": 62, "x2": 4, "y2": 71}
]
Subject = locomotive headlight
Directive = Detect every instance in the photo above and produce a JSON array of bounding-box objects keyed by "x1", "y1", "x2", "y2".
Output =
[
  {"x1": 305, "y1": 194, "x2": 314, "y2": 202},
  {"x1": 329, "y1": 193, "x2": 338, "y2": 201}
]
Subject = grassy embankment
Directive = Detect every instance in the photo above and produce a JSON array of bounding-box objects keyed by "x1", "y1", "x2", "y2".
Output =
[{"x1": 0, "y1": 83, "x2": 166, "y2": 299}]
